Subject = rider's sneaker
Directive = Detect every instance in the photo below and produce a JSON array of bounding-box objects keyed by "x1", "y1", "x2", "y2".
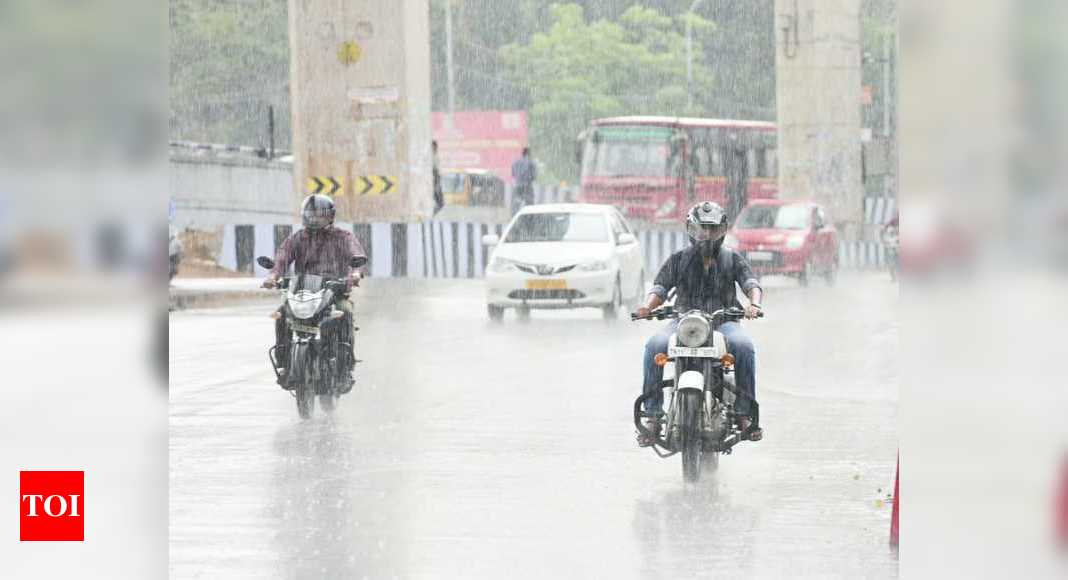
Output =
[
  {"x1": 637, "y1": 418, "x2": 661, "y2": 447},
  {"x1": 737, "y1": 417, "x2": 763, "y2": 441},
  {"x1": 338, "y1": 371, "x2": 355, "y2": 394}
]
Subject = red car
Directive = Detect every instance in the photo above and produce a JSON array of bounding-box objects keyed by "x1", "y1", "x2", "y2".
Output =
[{"x1": 724, "y1": 199, "x2": 839, "y2": 285}]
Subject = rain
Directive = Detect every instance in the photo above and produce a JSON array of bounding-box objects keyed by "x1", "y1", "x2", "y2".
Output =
[
  {"x1": 169, "y1": 1, "x2": 899, "y2": 578},
  {"x1": 4, "y1": 0, "x2": 1068, "y2": 578}
]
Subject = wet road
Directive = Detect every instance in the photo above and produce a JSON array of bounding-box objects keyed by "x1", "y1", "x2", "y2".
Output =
[{"x1": 170, "y1": 273, "x2": 898, "y2": 579}]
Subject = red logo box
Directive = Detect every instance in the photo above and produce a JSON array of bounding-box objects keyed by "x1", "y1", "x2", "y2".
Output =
[{"x1": 20, "y1": 471, "x2": 84, "y2": 541}]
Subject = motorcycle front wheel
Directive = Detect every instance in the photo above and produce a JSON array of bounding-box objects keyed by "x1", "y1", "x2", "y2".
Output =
[
  {"x1": 318, "y1": 393, "x2": 338, "y2": 413},
  {"x1": 678, "y1": 391, "x2": 704, "y2": 483},
  {"x1": 291, "y1": 343, "x2": 314, "y2": 420}
]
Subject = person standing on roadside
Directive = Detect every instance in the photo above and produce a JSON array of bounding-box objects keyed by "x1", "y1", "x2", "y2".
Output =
[
  {"x1": 511, "y1": 147, "x2": 536, "y2": 214},
  {"x1": 432, "y1": 140, "x2": 444, "y2": 215}
]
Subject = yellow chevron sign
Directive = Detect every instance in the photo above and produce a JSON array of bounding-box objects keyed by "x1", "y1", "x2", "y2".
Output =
[
  {"x1": 306, "y1": 176, "x2": 342, "y2": 196},
  {"x1": 354, "y1": 175, "x2": 397, "y2": 196}
]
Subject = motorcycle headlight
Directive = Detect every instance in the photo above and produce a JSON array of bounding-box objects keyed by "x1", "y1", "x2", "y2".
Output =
[
  {"x1": 288, "y1": 294, "x2": 323, "y2": 320},
  {"x1": 677, "y1": 313, "x2": 711, "y2": 347},
  {"x1": 786, "y1": 234, "x2": 806, "y2": 249},
  {"x1": 578, "y1": 260, "x2": 609, "y2": 272},
  {"x1": 488, "y1": 256, "x2": 518, "y2": 273}
]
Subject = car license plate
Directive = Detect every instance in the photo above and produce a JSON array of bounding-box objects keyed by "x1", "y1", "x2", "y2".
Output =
[
  {"x1": 668, "y1": 346, "x2": 718, "y2": 358},
  {"x1": 291, "y1": 322, "x2": 319, "y2": 334},
  {"x1": 525, "y1": 279, "x2": 567, "y2": 290},
  {"x1": 747, "y1": 251, "x2": 773, "y2": 261}
]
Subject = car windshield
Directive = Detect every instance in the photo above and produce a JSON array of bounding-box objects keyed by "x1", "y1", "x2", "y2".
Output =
[
  {"x1": 736, "y1": 204, "x2": 810, "y2": 230},
  {"x1": 504, "y1": 213, "x2": 609, "y2": 243}
]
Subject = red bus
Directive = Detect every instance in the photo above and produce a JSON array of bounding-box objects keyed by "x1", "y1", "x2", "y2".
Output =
[{"x1": 577, "y1": 116, "x2": 778, "y2": 222}]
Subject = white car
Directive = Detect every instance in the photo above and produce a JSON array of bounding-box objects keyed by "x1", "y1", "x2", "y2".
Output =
[{"x1": 483, "y1": 204, "x2": 645, "y2": 321}]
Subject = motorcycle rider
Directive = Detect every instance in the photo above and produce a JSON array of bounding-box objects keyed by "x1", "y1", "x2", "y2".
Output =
[
  {"x1": 635, "y1": 201, "x2": 764, "y2": 442},
  {"x1": 261, "y1": 194, "x2": 367, "y2": 391}
]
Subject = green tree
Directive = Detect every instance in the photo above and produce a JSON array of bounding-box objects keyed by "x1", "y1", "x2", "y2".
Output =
[
  {"x1": 499, "y1": 4, "x2": 714, "y2": 181},
  {"x1": 170, "y1": 0, "x2": 290, "y2": 149}
]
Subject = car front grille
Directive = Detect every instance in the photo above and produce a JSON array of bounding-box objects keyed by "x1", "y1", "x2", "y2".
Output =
[
  {"x1": 515, "y1": 264, "x2": 576, "y2": 275},
  {"x1": 508, "y1": 289, "x2": 586, "y2": 300}
]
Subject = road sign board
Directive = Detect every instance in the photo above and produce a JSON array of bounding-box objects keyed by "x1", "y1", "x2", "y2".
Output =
[
  {"x1": 306, "y1": 176, "x2": 343, "y2": 196},
  {"x1": 354, "y1": 175, "x2": 396, "y2": 195}
]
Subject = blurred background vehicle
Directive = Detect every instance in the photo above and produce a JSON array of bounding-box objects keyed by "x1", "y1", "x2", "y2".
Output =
[
  {"x1": 899, "y1": 200, "x2": 977, "y2": 278},
  {"x1": 724, "y1": 199, "x2": 839, "y2": 286},
  {"x1": 576, "y1": 116, "x2": 778, "y2": 223},
  {"x1": 483, "y1": 203, "x2": 644, "y2": 321},
  {"x1": 440, "y1": 168, "x2": 506, "y2": 207},
  {"x1": 881, "y1": 217, "x2": 899, "y2": 281}
]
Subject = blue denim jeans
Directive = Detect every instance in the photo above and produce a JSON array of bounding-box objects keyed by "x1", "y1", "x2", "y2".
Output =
[{"x1": 642, "y1": 320, "x2": 756, "y2": 416}]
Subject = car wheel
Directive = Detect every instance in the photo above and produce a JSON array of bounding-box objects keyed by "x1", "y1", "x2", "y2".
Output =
[
  {"x1": 823, "y1": 259, "x2": 838, "y2": 286},
  {"x1": 603, "y1": 278, "x2": 621, "y2": 321},
  {"x1": 630, "y1": 270, "x2": 646, "y2": 309},
  {"x1": 516, "y1": 306, "x2": 531, "y2": 322},
  {"x1": 799, "y1": 259, "x2": 815, "y2": 287},
  {"x1": 487, "y1": 304, "x2": 504, "y2": 322}
]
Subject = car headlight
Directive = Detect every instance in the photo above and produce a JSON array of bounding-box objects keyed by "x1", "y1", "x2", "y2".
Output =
[
  {"x1": 288, "y1": 295, "x2": 323, "y2": 319},
  {"x1": 786, "y1": 234, "x2": 807, "y2": 249},
  {"x1": 488, "y1": 257, "x2": 518, "y2": 273},
  {"x1": 676, "y1": 313, "x2": 711, "y2": 347},
  {"x1": 578, "y1": 260, "x2": 609, "y2": 272},
  {"x1": 724, "y1": 233, "x2": 739, "y2": 249}
]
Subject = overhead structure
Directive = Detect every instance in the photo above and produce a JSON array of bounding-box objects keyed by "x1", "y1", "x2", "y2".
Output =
[
  {"x1": 774, "y1": 0, "x2": 864, "y2": 237},
  {"x1": 288, "y1": 0, "x2": 432, "y2": 222}
]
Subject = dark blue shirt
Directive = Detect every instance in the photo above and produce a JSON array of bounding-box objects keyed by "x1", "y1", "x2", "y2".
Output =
[{"x1": 650, "y1": 245, "x2": 761, "y2": 313}]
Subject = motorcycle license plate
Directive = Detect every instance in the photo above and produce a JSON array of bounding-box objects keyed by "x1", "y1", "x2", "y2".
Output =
[
  {"x1": 668, "y1": 346, "x2": 718, "y2": 358},
  {"x1": 291, "y1": 322, "x2": 319, "y2": 334},
  {"x1": 747, "y1": 251, "x2": 773, "y2": 262},
  {"x1": 525, "y1": 279, "x2": 567, "y2": 290}
]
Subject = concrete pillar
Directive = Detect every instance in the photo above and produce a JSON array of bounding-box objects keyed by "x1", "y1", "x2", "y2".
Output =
[
  {"x1": 774, "y1": 0, "x2": 864, "y2": 238},
  {"x1": 288, "y1": 0, "x2": 432, "y2": 223}
]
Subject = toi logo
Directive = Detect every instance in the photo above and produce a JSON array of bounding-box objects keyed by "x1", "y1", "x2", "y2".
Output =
[{"x1": 19, "y1": 471, "x2": 84, "y2": 542}]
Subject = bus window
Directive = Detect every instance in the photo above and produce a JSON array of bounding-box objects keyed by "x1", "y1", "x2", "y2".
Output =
[
  {"x1": 747, "y1": 148, "x2": 759, "y2": 178},
  {"x1": 765, "y1": 147, "x2": 778, "y2": 178},
  {"x1": 755, "y1": 148, "x2": 768, "y2": 178},
  {"x1": 709, "y1": 147, "x2": 724, "y2": 176},
  {"x1": 691, "y1": 146, "x2": 710, "y2": 176}
]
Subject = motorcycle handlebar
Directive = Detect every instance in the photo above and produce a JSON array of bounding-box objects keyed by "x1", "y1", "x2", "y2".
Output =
[{"x1": 630, "y1": 306, "x2": 764, "y2": 322}]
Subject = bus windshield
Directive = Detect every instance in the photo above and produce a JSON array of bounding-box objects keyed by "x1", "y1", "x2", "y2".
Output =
[{"x1": 581, "y1": 125, "x2": 678, "y2": 178}]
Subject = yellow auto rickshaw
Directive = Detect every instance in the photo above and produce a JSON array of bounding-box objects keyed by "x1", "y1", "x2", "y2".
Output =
[{"x1": 440, "y1": 168, "x2": 505, "y2": 207}]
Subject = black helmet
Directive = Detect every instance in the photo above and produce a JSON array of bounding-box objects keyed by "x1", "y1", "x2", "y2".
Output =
[
  {"x1": 301, "y1": 194, "x2": 335, "y2": 231},
  {"x1": 685, "y1": 201, "x2": 729, "y2": 256}
]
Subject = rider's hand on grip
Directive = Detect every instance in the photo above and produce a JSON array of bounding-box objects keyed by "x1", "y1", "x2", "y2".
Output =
[
  {"x1": 635, "y1": 306, "x2": 652, "y2": 319},
  {"x1": 744, "y1": 304, "x2": 763, "y2": 319},
  {"x1": 261, "y1": 277, "x2": 277, "y2": 289}
]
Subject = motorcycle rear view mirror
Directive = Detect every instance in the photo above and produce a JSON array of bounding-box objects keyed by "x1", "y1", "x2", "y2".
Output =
[
  {"x1": 350, "y1": 256, "x2": 368, "y2": 269},
  {"x1": 256, "y1": 256, "x2": 275, "y2": 270}
]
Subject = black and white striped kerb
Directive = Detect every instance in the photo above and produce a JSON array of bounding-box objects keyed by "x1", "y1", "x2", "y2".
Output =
[
  {"x1": 864, "y1": 196, "x2": 897, "y2": 225},
  {"x1": 219, "y1": 197, "x2": 898, "y2": 276}
]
